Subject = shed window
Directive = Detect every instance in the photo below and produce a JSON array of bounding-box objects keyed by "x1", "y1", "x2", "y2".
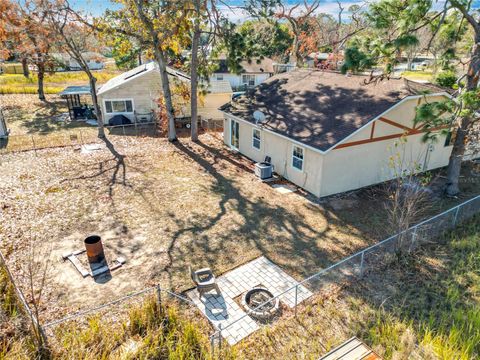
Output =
[
  {"x1": 292, "y1": 145, "x2": 304, "y2": 171},
  {"x1": 444, "y1": 130, "x2": 456, "y2": 147},
  {"x1": 105, "y1": 100, "x2": 133, "y2": 114},
  {"x1": 216, "y1": 74, "x2": 224, "y2": 81},
  {"x1": 242, "y1": 74, "x2": 256, "y2": 86},
  {"x1": 252, "y1": 128, "x2": 261, "y2": 149}
]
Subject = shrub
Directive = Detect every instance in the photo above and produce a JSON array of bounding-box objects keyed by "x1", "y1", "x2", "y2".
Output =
[{"x1": 435, "y1": 71, "x2": 457, "y2": 89}]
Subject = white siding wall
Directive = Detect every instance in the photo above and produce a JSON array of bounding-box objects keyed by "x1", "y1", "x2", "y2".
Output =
[
  {"x1": 320, "y1": 96, "x2": 453, "y2": 197},
  {"x1": 98, "y1": 70, "x2": 163, "y2": 124},
  {"x1": 223, "y1": 115, "x2": 324, "y2": 196},
  {"x1": 211, "y1": 73, "x2": 272, "y2": 89}
]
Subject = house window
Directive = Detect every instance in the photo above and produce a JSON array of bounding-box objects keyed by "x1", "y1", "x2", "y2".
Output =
[
  {"x1": 242, "y1": 74, "x2": 256, "y2": 86},
  {"x1": 252, "y1": 128, "x2": 261, "y2": 149},
  {"x1": 105, "y1": 100, "x2": 133, "y2": 114},
  {"x1": 216, "y1": 74, "x2": 224, "y2": 81},
  {"x1": 292, "y1": 145, "x2": 304, "y2": 171}
]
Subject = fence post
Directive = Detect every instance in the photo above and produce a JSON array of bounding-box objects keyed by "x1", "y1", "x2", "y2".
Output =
[
  {"x1": 210, "y1": 334, "x2": 215, "y2": 358},
  {"x1": 294, "y1": 284, "x2": 298, "y2": 318},
  {"x1": 453, "y1": 206, "x2": 460, "y2": 226},
  {"x1": 359, "y1": 251, "x2": 365, "y2": 278},
  {"x1": 218, "y1": 324, "x2": 222, "y2": 352},
  {"x1": 409, "y1": 226, "x2": 418, "y2": 252},
  {"x1": 31, "y1": 135, "x2": 37, "y2": 156},
  {"x1": 156, "y1": 284, "x2": 162, "y2": 315}
]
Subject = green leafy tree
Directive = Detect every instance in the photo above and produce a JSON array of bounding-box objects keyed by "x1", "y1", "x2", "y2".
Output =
[
  {"x1": 341, "y1": 46, "x2": 373, "y2": 74},
  {"x1": 101, "y1": 0, "x2": 193, "y2": 142},
  {"x1": 237, "y1": 20, "x2": 292, "y2": 61},
  {"x1": 343, "y1": 0, "x2": 480, "y2": 196}
]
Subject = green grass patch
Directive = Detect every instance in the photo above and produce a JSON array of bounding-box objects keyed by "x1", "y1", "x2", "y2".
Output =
[
  {"x1": 0, "y1": 86, "x2": 64, "y2": 95},
  {"x1": 401, "y1": 70, "x2": 434, "y2": 81},
  {"x1": 365, "y1": 216, "x2": 480, "y2": 359},
  {"x1": 0, "y1": 70, "x2": 120, "y2": 95}
]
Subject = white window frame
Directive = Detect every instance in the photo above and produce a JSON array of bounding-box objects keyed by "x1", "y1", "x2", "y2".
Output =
[
  {"x1": 252, "y1": 128, "x2": 261, "y2": 150},
  {"x1": 104, "y1": 99, "x2": 135, "y2": 114},
  {"x1": 292, "y1": 145, "x2": 304, "y2": 172},
  {"x1": 242, "y1": 74, "x2": 256, "y2": 86}
]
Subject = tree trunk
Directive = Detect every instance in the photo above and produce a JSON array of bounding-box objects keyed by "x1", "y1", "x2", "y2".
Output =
[
  {"x1": 190, "y1": 4, "x2": 201, "y2": 142},
  {"x1": 88, "y1": 75, "x2": 105, "y2": 138},
  {"x1": 138, "y1": 51, "x2": 142, "y2": 66},
  {"x1": 154, "y1": 47, "x2": 177, "y2": 142},
  {"x1": 445, "y1": 34, "x2": 480, "y2": 196},
  {"x1": 37, "y1": 62, "x2": 46, "y2": 101},
  {"x1": 445, "y1": 118, "x2": 467, "y2": 196},
  {"x1": 22, "y1": 58, "x2": 30, "y2": 78}
]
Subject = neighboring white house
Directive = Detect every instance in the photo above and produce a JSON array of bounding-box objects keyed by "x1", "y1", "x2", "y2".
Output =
[
  {"x1": 51, "y1": 52, "x2": 106, "y2": 71},
  {"x1": 97, "y1": 62, "x2": 232, "y2": 124},
  {"x1": 210, "y1": 57, "x2": 275, "y2": 91},
  {"x1": 220, "y1": 69, "x2": 454, "y2": 198},
  {"x1": 0, "y1": 106, "x2": 8, "y2": 138}
]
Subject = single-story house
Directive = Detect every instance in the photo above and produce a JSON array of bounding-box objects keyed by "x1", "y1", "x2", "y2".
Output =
[
  {"x1": 220, "y1": 69, "x2": 454, "y2": 198},
  {"x1": 210, "y1": 57, "x2": 275, "y2": 91},
  {"x1": 51, "y1": 52, "x2": 106, "y2": 71},
  {"x1": 0, "y1": 107, "x2": 8, "y2": 138},
  {"x1": 97, "y1": 62, "x2": 232, "y2": 124}
]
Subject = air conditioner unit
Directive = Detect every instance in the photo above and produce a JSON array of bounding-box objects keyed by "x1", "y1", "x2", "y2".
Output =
[{"x1": 255, "y1": 162, "x2": 273, "y2": 180}]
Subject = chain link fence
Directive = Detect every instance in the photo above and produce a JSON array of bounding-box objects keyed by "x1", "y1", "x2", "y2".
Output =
[
  {"x1": 1, "y1": 194, "x2": 479, "y2": 355},
  {"x1": 0, "y1": 120, "x2": 224, "y2": 155},
  {"x1": 209, "y1": 194, "x2": 480, "y2": 351}
]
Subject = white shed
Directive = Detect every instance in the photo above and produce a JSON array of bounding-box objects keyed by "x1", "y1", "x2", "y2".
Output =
[{"x1": 0, "y1": 107, "x2": 8, "y2": 138}]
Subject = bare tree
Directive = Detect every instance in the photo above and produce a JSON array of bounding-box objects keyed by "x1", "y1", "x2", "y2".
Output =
[
  {"x1": 42, "y1": 0, "x2": 105, "y2": 138},
  {"x1": 23, "y1": 237, "x2": 51, "y2": 356},
  {"x1": 384, "y1": 136, "x2": 433, "y2": 251}
]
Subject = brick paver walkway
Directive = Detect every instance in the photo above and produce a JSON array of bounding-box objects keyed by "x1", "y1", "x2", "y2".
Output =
[{"x1": 187, "y1": 256, "x2": 312, "y2": 345}]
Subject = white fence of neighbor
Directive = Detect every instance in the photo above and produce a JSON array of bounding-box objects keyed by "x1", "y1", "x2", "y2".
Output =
[
  {"x1": 0, "y1": 193, "x2": 479, "y2": 354},
  {"x1": 208, "y1": 193, "x2": 480, "y2": 352}
]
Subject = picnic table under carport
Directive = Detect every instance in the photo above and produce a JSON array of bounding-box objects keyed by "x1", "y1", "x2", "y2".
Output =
[{"x1": 59, "y1": 86, "x2": 96, "y2": 121}]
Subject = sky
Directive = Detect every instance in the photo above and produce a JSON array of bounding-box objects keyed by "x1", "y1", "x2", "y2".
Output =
[
  {"x1": 72, "y1": 0, "x2": 480, "y2": 20},
  {"x1": 71, "y1": 0, "x2": 366, "y2": 19}
]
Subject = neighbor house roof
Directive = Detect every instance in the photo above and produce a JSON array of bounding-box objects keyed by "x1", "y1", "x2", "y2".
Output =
[
  {"x1": 221, "y1": 69, "x2": 446, "y2": 152},
  {"x1": 214, "y1": 57, "x2": 275, "y2": 74},
  {"x1": 97, "y1": 62, "x2": 190, "y2": 96}
]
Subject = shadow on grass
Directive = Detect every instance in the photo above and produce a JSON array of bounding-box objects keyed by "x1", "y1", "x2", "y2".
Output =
[{"x1": 154, "y1": 139, "x2": 373, "y2": 290}]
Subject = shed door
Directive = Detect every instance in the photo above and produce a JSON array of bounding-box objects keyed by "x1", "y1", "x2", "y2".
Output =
[{"x1": 230, "y1": 119, "x2": 239, "y2": 149}]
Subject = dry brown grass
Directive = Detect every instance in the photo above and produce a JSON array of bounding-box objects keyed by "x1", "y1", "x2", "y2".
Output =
[
  {"x1": 0, "y1": 130, "x2": 479, "y2": 326},
  {"x1": 0, "y1": 134, "x2": 379, "y2": 324}
]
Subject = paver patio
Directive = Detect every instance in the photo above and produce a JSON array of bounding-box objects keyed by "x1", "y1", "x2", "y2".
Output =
[{"x1": 187, "y1": 256, "x2": 313, "y2": 345}]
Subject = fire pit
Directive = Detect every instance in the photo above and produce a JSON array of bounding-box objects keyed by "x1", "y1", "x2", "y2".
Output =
[
  {"x1": 62, "y1": 235, "x2": 126, "y2": 278},
  {"x1": 241, "y1": 287, "x2": 280, "y2": 320},
  {"x1": 84, "y1": 235, "x2": 105, "y2": 264}
]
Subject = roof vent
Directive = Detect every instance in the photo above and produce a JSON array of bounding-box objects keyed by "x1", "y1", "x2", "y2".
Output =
[{"x1": 253, "y1": 110, "x2": 266, "y2": 124}]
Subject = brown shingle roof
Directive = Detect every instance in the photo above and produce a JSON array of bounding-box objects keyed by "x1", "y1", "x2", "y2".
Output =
[{"x1": 221, "y1": 70, "x2": 428, "y2": 152}]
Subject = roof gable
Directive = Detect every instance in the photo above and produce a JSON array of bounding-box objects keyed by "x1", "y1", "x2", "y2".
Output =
[{"x1": 98, "y1": 62, "x2": 190, "y2": 96}]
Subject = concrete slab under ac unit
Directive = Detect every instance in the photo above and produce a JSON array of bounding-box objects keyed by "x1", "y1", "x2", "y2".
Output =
[{"x1": 272, "y1": 184, "x2": 297, "y2": 194}]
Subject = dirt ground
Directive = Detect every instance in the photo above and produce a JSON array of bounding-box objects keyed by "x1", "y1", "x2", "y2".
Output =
[
  {"x1": 0, "y1": 129, "x2": 479, "y2": 324},
  {"x1": 0, "y1": 134, "x2": 370, "y2": 322},
  {"x1": 0, "y1": 94, "x2": 97, "y2": 137}
]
